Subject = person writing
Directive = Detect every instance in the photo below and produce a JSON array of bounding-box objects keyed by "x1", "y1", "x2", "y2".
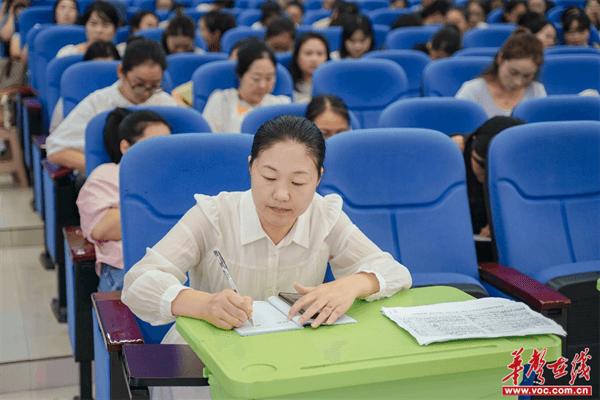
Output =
[{"x1": 122, "y1": 116, "x2": 412, "y2": 365}]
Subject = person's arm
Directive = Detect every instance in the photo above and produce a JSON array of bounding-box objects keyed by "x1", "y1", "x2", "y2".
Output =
[
  {"x1": 90, "y1": 208, "x2": 121, "y2": 241},
  {"x1": 0, "y1": 9, "x2": 15, "y2": 42},
  {"x1": 47, "y1": 149, "x2": 85, "y2": 171},
  {"x1": 202, "y1": 90, "x2": 224, "y2": 132},
  {"x1": 8, "y1": 33, "x2": 20, "y2": 60},
  {"x1": 121, "y1": 202, "x2": 252, "y2": 329}
]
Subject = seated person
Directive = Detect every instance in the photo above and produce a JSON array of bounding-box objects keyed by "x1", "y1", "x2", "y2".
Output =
[
  {"x1": 421, "y1": 0, "x2": 450, "y2": 25},
  {"x1": 518, "y1": 11, "x2": 556, "y2": 48},
  {"x1": 1, "y1": 0, "x2": 29, "y2": 45},
  {"x1": 290, "y1": 33, "x2": 330, "y2": 103},
  {"x1": 122, "y1": 115, "x2": 412, "y2": 398},
  {"x1": 161, "y1": 13, "x2": 204, "y2": 54},
  {"x1": 285, "y1": 1, "x2": 304, "y2": 26},
  {"x1": 252, "y1": 1, "x2": 282, "y2": 29},
  {"x1": 392, "y1": 12, "x2": 423, "y2": 29},
  {"x1": 313, "y1": 0, "x2": 359, "y2": 28},
  {"x1": 445, "y1": 7, "x2": 468, "y2": 34},
  {"x1": 77, "y1": 109, "x2": 171, "y2": 292},
  {"x1": 501, "y1": 0, "x2": 528, "y2": 23},
  {"x1": 46, "y1": 38, "x2": 177, "y2": 172},
  {"x1": 265, "y1": 16, "x2": 296, "y2": 53},
  {"x1": 305, "y1": 94, "x2": 350, "y2": 138},
  {"x1": 50, "y1": 41, "x2": 121, "y2": 132},
  {"x1": 466, "y1": 0, "x2": 488, "y2": 29},
  {"x1": 456, "y1": 28, "x2": 546, "y2": 118},
  {"x1": 332, "y1": 14, "x2": 374, "y2": 59},
  {"x1": 198, "y1": 10, "x2": 236, "y2": 52},
  {"x1": 56, "y1": 1, "x2": 120, "y2": 58},
  {"x1": 527, "y1": 0, "x2": 550, "y2": 15},
  {"x1": 450, "y1": 116, "x2": 523, "y2": 238},
  {"x1": 586, "y1": 0, "x2": 600, "y2": 29},
  {"x1": 562, "y1": 7, "x2": 594, "y2": 46},
  {"x1": 202, "y1": 39, "x2": 290, "y2": 132},
  {"x1": 414, "y1": 24, "x2": 461, "y2": 59},
  {"x1": 129, "y1": 10, "x2": 159, "y2": 34}
]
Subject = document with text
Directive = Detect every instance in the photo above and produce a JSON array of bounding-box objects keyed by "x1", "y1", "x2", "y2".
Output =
[{"x1": 381, "y1": 297, "x2": 566, "y2": 345}]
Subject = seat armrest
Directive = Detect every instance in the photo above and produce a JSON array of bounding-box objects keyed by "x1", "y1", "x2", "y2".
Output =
[
  {"x1": 22, "y1": 96, "x2": 41, "y2": 111},
  {"x1": 64, "y1": 226, "x2": 95, "y2": 262},
  {"x1": 33, "y1": 134, "x2": 47, "y2": 151},
  {"x1": 92, "y1": 292, "x2": 144, "y2": 352},
  {"x1": 479, "y1": 262, "x2": 571, "y2": 312},
  {"x1": 42, "y1": 158, "x2": 73, "y2": 180},
  {"x1": 123, "y1": 344, "x2": 208, "y2": 387}
]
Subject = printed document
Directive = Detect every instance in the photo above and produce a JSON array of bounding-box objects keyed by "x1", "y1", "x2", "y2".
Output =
[{"x1": 382, "y1": 297, "x2": 566, "y2": 345}]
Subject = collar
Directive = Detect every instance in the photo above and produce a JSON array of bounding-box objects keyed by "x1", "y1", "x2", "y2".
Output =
[{"x1": 239, "y1": 190, "x2": 311, "y2": 249}]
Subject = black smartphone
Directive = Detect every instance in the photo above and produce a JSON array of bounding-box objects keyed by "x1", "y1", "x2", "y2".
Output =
[{"x1": 278, "y1": 292, "x2": 320, "y2": 319}]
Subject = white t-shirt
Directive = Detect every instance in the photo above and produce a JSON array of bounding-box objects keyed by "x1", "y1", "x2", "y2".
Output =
[
  {"x1": 202, "y1": 88, "x2": 291, "y2": 132},
  {"x1": 56, "y1": 43, "x2": 85, "y2": 58},
  {"x1": 121, "y1": 190, "x2": 412, "y2": 346},
  {"x1": 455, "y1": 77, "x2": 547, "y2": 118},
  {"x1": 46, "y1": 81, "x2": 177, "y2": 156}
]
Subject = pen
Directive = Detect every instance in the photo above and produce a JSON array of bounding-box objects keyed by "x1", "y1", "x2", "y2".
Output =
[{"x1": 213, "y1": 249, "x2": 254, "y2": 327}]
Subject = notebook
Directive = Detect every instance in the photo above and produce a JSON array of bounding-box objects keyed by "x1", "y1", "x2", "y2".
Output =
[{"x1": 235, "y1": 294, "x2": 357, "y2": 336}]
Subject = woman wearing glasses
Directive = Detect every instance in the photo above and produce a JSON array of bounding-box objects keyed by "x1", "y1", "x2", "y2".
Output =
[
  {"x1": 46, "y1": 39, "x2": 177, "y2": 173},
  {"x1": 455, "y1": 29, "x2": 546, "y2": 118},
  {"x1": 202, "y1": 39, "x2": 290, "y2": 133}
]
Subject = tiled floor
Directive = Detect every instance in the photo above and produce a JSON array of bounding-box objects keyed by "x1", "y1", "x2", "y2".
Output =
[{"x1": 0, "y1": 175, "x2": 77, "y2": 395}]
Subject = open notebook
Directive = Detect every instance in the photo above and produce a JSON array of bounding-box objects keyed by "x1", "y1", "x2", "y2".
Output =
[{"x1": 235, "y1": 295, "x2": 357, "y2": 336}]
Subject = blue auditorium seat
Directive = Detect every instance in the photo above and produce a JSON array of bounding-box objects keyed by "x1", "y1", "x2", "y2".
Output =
[
  {"x1": 545, "y1": 45, "x2": 600, "y2": 56},
  {"x1": 463, "y1": 25, "x2": 515, "y2": 48},
  {"x1": 296, "y1": 25, "x2": 341, "y2": 51},
  {"x1": 540, "y1": 55, "x2": 600, "y2": 95},
  {"x1": 378, "y1": 98, "x2": 488, "y2": 135},
  {"x1": 46, "y1": 55, "x2": 84, "y2": 126},
  {"x1": 485, "y1": 8, "x2": 503, "y2": 23},
  {"x1": 353, "y1": 0, "x2": 389, "y2": 11},
  {"x1": 453, "y1": 47, "x2": 499, "y2": 57},
  {"x1": 305, "y1": 0, "x2": 324, "y2": 10},
  {"x1": 166, "y1": 52, "x2": 228, "y2": 88},
  {"x1": 367, "y1": 8, "x2": 413, "y2": 26},
  {"x1": 237, "y1": 8, "x2": 262, "y2": 26},
  {"x1": 135, "y1": 27, "x2": 164, "y2": 42},
  {"x1": 17, "y1": 6, "x2": 54, "y2": 43},
  {"x1": 220, "y1": 26, "x2": 265, "y2": 54},
  {"x1": 385, "y1": 25, "x2": 439, "y2": 49},
  {"x1": 61, "y1": 61, "x2": 120, "y2": 116},
  {"x1": 364, "y1": 49, "x2": 430, "y2": 97},
  {"x1": 512, "y1": 96, "x2": 600, "y2": 122},
  {"x1": 192, "y1": 60, "x2": 293, "y2": 112},
  {"x1": 312, "y1": 59, "x2": 407, "y2": 128},
  {"x1": 422, "y1": 56, "x2": 491, "y2": 96},
  {"x1": 303, "y1": 9, "x2": 331, "y2": 24}
]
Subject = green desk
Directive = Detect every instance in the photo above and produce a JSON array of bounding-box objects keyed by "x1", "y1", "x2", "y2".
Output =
[{"x1": 177, "y1": 286, "x2": 562, "y2": 400}]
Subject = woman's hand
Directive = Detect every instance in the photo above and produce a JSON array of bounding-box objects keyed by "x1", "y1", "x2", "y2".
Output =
[
  {"x1": 288, "y1": 272, "x2": 379, "y2": 328},
  {"x1": 203, "y1": 289, "x2": 253, "y2": 330}
]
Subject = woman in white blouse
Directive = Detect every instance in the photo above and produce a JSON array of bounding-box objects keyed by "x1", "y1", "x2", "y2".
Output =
[
  {"x1": 289, "y1": 32, "x2": 330, "y2": 103},
  {"x1": 202, "y1": 39, "x2": 290, "y2": 132},
  {"x1": 122, "y1": 115, "x2": 412, "y2": 341}
]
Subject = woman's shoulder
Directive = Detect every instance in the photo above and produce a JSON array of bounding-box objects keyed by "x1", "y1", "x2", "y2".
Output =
[
  {"x1": 528, "y1": 81, "x2": 547, "y2": 97},
  {"x1": 56, "y1": 43, "x2": 83, "y2": 58},
  {"x1": 309, "y1": 193, "x2": 344, "y2": 231},
  {"x1": 193, "y1": 191, "x2": 245, "y2": 223},
  {"x1": 208, "y1": 88, "x2": 238, "y2": 103},
  {"x1": 456, "y1": 77, "x2": 486, "y2": 97},
  {"x1": 263, "y1": 93, "x2": 292, "y2": 105}
]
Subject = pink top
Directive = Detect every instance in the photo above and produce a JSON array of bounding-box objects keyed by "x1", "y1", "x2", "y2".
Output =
[{"x1": 76, "y1": 163, "x2": 123, "y2": 274}]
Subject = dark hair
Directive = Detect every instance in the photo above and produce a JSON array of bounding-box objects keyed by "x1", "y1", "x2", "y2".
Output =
[
  {"x1": 80, "y1": 1, "x2": 120, "y2": 28},
  {"x1": 161, "y1": 13, "x2": 195, "y2": 54},
  {"x1": 562, "y1": 6, "x2": 591, "y2": 32},
  {"x1": 290, "y1": 32, "x2": 330, "y2": 88},
  {"x1": 129, "y1": 10, "x2": 158, "y2": 32},
  {"x1": 517, "y1": 11, "x2": 553, "y2": 33},
  {"x1": 122, "y1": 38, "x2": 167, "y2": 73},
  {"x1": 330, "y1": 0, "x2": 360, "y2": 26},
  {"x1": 83, "y1": 40, "x2": 120, "y2": 60},
  {"x1": 235, "y1": 39, "x2": 277, "y2": 78},
  {"x1": 471, "y1": 116, "x2": 524, "y2": 160},
  {"x1": 430, "y1": 24, "x2": 461, "y2": 55},
  {"x1": 53, "y1": 0, "x2": 79, "y2": 23},
  {"x1": 482, "y1": 28, "x2": 543, "y2": 81},
  {"x1": 250, "y1": 116, "x2": 325, "y2": 177},
  {"x1": 421, "y1": 0, "x2": 450, "y2": 19},
  {"x1": 286, "y1": 1, "x2": 304, "y2": 14},
  {"x1": 502, "y1": 0, "x2": 526, "y2": 21},
  {"x1": 213, "y1": 0, "x2": 234, "y2": 8},
  {"x1": 339, "y1": 14, "x2": 374, "y2": 58},
  {"x1": 391, "y1": 12, "x2": 423, "y2": 28},
  {"x1": 202, "y1": 10, "x2": 236, "y2": 34},
  {"x1": 104, "y1": 108, "x2": 171, "y2": 163},
  {"x1": 260, "y1": 1, "x2": 282, "y2": 24},
  {"x1": 265, "y1": 16, "x2": 296, "y2": 40},
  {"x1": 466, "y1": 0, "x2": 489, "y2": 19},
  {"x1": 305, "y1": 94, "x2": 350, "y2": 126}
]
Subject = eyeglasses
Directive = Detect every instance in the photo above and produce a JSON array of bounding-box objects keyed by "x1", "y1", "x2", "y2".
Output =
[{"x1": 125, "y1": 75, "x2": 163, "y2": 97}]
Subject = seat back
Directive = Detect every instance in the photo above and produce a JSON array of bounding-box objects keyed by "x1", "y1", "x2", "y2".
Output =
[
  {"x1": 166, "y1": 52, "x2": 228, "y2": 88},
  {"x1": 85, "y1": 106, "x2": 212, "y2": 174},
  {"x1": 319, "y1": 129, "x2": 478, "y2": 279},
  {"x1": 296, "y1": 25, "x2": 341, "y2": 52},
  {"x1": 353, "y1": 0, "x2": 389, "y2": 11},
  {"x1": 32, "y1": 25, "x2": 86, "y2": 93},
  {"x1": 453, "y1": 47, "x2": 499, "y2": 57},
  {"x1": 540, "y1": 55, "x2": 600, "y2": 95},
  {"x1": 487, "y1": 121, "x2": 600, "y2": 277},
  {"x1": 237, "y1": 8, "x2": 261, "y2": 26},
  {"x1": 378, "y1": 97, "x2": 488, "y2": 134},
  {"x1": 192, "y1": 60, "x2": 293, "y2": 111},
  {"x1": 46, "y1": 54, "x2": 84, "y2": 124},
  {"x1": 17, "y1": 6, "x2": 54, "y2": 42},
  {"x1": 367, "y1": 8, "x2": 413, "y2": 26},
  {"x1": 240, "y1": 103, "x2": 361, "y2": 134},
  {"x1": 135, "y1": 27, "x2": 164, "y2": 42},
  {"x1": 385, "y1": 26, "x2": 439, "y2": 49},
  {"x1": 220, "y1": 26, "x2": 265, "y2": 53},
  {"x1": 120, "y1": 134, "x2": 253, "y2": 342},
  {"x1": 312, "y1": 59, "x2": 407, "y2": 128},
  {"x1": 512, "y1": 96, "x2": 600, "y2": 123},
  {"x1": 422, "y1": 56, "x2": 491, "y2": 96},
  {"x1": 303, "y1": 8, "x2": 331, "y2": 24},
  {"x1": 545, "y1": 45, "x2": 600, "y2": 56},
  {"x1": 462, "y1": 25, "x2": 515, "y2": 48},
  {"x1": 61, "y1": 61, "x2": 120, "y2": 117},
  {"x1": 364, "y1": 49, "x2": 430, "y2": 97}
]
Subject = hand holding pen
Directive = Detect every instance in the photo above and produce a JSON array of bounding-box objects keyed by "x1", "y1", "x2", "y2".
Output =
[{"x1": 213, "y1": 250, "x2": 254, "y2": 327}]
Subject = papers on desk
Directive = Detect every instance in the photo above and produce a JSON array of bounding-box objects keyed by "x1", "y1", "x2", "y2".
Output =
[{"x1": 381, "y1": 297, "x2": 566, "y2": 346}]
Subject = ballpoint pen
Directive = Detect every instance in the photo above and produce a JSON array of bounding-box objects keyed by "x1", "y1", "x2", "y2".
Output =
[{"x1": 213, "y1": 249, "x2": 254, "y2": 327}]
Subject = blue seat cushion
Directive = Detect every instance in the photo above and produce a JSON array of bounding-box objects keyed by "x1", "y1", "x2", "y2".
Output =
[
  {"x1": 532, "y1": 260, "x2": 600, "y2": 285},
  {"x1": 411, "y1": 272, "x2": 486, "y2": 291}
]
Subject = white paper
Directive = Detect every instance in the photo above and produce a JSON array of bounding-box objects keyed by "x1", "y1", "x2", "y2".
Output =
[{"x1": 381, "y1": 297, "x2": 566, "y2": 346}]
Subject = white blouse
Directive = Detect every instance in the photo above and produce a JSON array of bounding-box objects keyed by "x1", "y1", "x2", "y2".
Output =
[{"x1": 122, "y1": 190, "x2": 412, "y2": 344}]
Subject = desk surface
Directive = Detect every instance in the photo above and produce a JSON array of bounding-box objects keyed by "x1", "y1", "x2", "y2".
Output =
[{"x1": 177, "y1": 286, "x2": 562, "y2": 399}]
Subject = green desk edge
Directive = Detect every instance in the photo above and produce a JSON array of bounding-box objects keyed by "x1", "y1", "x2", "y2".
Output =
[{"x1": 177, "y1": 286, "x2": 562, "y2": 399}]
